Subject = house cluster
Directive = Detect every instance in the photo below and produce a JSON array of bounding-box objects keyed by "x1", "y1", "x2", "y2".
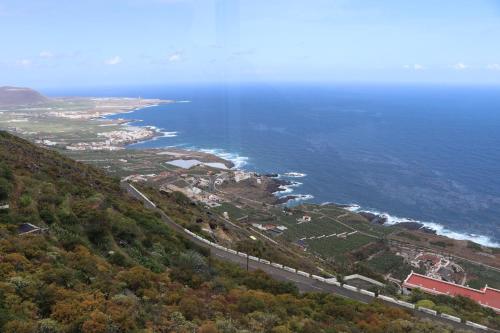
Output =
[
  {"x1": 35, "y1": 139, "x2": 59, "y2": 146},
  {"x1": 161, "y1": 183, "x2": 222, "y2": 208},
  {"x1": 251, "y1": 223, "x2": 288, "y2": 236},
  {"x1": 215, "y1": 172, "x2": 231, "y2": 186},
  {"x1": 66, "y1": 142, "x2": 123, "y2": 151},
  {"x1": 297, "y1": 215, "x2": 312, "y2": 224},
  {"x1": 234, "y1": 171, "x2": 253, "y2": 183},
  {"x1": 408, "y1": 252, "x2": 464, "y2": 284},
  {"x1": 65, "y1": 128, "x2": 156, "y2": 151},
  {"x1": 123, "y1": 174, "x2": 151, "y2": 183},
  {"x1": 403, "y1": 272, "x2": 500, "y2": 313},
  {"x1": 48, "y1": 110, "x2": 112, "y2": 120},
  {"x1": 299, "y1": 230, "x2": 358, "y2": 241}
]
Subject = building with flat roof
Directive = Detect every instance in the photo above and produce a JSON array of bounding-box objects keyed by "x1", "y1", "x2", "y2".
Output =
[{"x1": 403, "y1": 272, "x2": 500, "y2": 313}]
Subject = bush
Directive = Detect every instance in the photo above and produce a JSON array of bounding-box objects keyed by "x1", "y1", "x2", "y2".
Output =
[
  {"x1": 19, "y1": 194, "x2": 32, "y2": 208},
  {"x1": 108, "y1": 251, "x2": 130, "y2": 267},
  {"x1": 0, "y1": 178, "x2": 11, "y2": 201},
  {"x1": 416, "y1": 299, "x2": 435, "y2": 309}
]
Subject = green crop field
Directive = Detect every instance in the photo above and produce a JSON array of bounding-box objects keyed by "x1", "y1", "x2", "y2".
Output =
[
  {"x1": 365, "y1": 251, "x2": 424, "y2": 280},
  {"x1": 306, "y1": 233, "x2": 376, "y2": 259},
  {"x1": 458, "y1": 260, "x2": 500, "y2": 289},
  {"x1": 212, "y1": 202, "x2": 248, "y2": 220}
]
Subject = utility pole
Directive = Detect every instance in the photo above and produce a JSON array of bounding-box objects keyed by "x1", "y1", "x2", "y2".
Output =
[{"x1": 246, "y1": 255, "x2": 249, "y2": 272}]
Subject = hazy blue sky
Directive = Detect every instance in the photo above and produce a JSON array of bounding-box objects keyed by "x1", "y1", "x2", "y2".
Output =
[{"x1": 1, "y1": 0, "x2": 500, "y2": 87}]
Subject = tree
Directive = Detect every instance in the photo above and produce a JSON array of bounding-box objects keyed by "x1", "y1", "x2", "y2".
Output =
[
  {"x1": 179, "y1": 295, "x2": 206, "y2": 321},
  {"x1": 0, "y1": 178, "x2": 11, "y2": 201},
  {"x1": 199, "y1": 321, "x2": 218, "y2": 333},
  {"x1": 3, "y1": 320, "x2": 37, "y2": 333},
  {"x1": 36, "y1": 319, "x2": 61, "y2": 333},
  {"x1": 168, "y1": 312, "x2": 196, "y2": 333},
  {"x1": 82, "y1": 310, "x2": 109, "y2": 333}
]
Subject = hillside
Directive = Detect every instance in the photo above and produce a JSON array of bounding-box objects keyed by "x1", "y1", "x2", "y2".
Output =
[
  {"x1": 0, "y1": 130, "x2": 476, "y2": 333},
  {"x1": 0, "y1": 86, "x2": 49, "y2": 106}
]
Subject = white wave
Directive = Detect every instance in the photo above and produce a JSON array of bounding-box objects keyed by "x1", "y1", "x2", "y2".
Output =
[
  {"x1": 161, "y1": 131, "x2": 178, "y2": 138},
  {"x1": 284, "y1": 194, "x2": 314, "y2": 203},
  {"x1": 139, "y1": 104, "x2": 159, "y2": 108},
  {"x1": 344, "y1": 204, "x2": 500, "y2": 248},
  {"x1": 140, "y1": 126, "x2": 178, "y2": 140},
  {"x1": 198, "y1": 148, "x2": 249, "y2": 169},
  {"x1": 283, "y1": 172, "x2": 307, "y2": 178},
  {"x1": 274, "y1": 185, "x2": 293, "y2": 195},
  {"x1": 416, "y1": 221, "x2": 500, "y2": 248},
  {"x1": 343, "y1": 204, "x2": 361, "y2": 212},
  {"x1": 177, "y1": 100, "x2": 191, "y2": 103},
  {"x1": 272, "y1": 181, "x2": 303, "y2": 195}
]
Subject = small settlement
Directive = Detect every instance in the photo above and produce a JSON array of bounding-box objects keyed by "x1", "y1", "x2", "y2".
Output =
[{"x1": 403, "y1": 271, "x2": 500, "y2": 313}]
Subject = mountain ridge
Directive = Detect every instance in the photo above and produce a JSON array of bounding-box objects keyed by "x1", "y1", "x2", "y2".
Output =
[{"x1": 0, "y1": 86, "x2": 49, "y2": 106}]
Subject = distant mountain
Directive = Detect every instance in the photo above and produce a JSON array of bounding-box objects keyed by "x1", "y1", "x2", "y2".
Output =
[{"x1": 0, "y1": 86, "x2": 49, "y2": 106}]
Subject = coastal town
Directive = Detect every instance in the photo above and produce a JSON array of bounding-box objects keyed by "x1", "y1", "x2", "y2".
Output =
[{"x1": 0, "y1": 96, "x2": 170, "y2": 152}]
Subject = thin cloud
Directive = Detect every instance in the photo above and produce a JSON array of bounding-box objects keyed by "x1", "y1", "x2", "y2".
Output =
[
  {"x1": 453, "y1": 62, "x2": 467, "y2": 70},
  {"x1": 487, "y1": 64, "x2": 500, "y2": 71},
  {"x1": 39, "y1": 51, "x2": 54, "y2": 59},
  {"x1": 167, "y1": 52, "x2": 183, "y2": 62},
  {"x1": 105, "y1": 56, "x2": 122, "y2": 65},
  {"x1": 403, "y1": 64, "x2": 425, "y2": 71},
  {"x1": 16, "y1": 59, "x2": 32, "y2": 67}
]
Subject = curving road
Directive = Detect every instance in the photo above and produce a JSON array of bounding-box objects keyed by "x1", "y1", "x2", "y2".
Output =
[{"x1": 121, "y1": 181, "x2": 495, "y2": 333}]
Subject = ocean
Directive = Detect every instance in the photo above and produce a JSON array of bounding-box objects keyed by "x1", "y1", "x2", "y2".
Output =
[{"x1": 51, "y1": 83, "x2": 500, "y2": 246}]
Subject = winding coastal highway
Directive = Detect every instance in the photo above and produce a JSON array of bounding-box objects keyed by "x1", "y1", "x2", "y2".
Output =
[{"x1": 121, "y1": 181, "x2": 496, "y2": 333}]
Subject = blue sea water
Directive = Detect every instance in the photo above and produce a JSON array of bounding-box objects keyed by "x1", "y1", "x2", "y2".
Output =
[{"x1": 52, "y1": 83, "x2": 500, "y2": 246}]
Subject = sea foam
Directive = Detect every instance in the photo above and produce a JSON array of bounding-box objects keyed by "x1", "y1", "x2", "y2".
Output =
[
  {"x1": 273, "y1": 181, "x2": 303, "y2": 195},
  {"x1": 284, "y1": 194, "x2": 315, "y2": 203},
  {"x1": 283, "y1": 172, "x2": 307, "y2": 178},
  {"x1": 198, "y1": 148, "x2": 249, "y2": 169},
  {"x1": 344, "y1": 204, "x2": 500, "y2": 248}
]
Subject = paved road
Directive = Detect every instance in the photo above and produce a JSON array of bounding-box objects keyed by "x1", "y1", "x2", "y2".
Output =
[{"x1": 121, "y1": 181, "x2": 493, "y2": 333}]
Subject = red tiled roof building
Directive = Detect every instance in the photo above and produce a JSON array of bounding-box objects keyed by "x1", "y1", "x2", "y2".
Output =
[{"x1": 403, "y1": 272, "x2": 500, "y2": 313}]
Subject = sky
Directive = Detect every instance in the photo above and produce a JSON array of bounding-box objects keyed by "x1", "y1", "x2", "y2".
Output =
[{"x1": 1, "y1": 0, "x2": 500, "y2": 88}]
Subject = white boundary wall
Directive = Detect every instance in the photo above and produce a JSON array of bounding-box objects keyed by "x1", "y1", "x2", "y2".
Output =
[
  {"x1": 359, "y1": 289, "x2": 375, "y2": 297},
  {"x1": 297, "y1": 270, "x2": 310, "y2": 277},
  {"x1": 343, "y1": 284, "x2": 358, "y2": 292},
  {"x1": 397, "y1": 300, "x2": 415, "y2": 309},
  {"x1": 312, "y1": 275, "x2": 326, "y2": 282},
  {"x1": 377, "y1": 295, "x2": 398, "y2": 304},
  {"x1": 418, "y1": 307, "x2": 437, "y2": 316},
  {"x1": 129, "y1": 184, "x2": 156, "y2": 207},
  {"x1": 325, "y1": 280, "x2": 341, "y2": 287},
  {"x1": 465, "y1": 321, "x2": 488, "y2": 331},
  {"x1": 440, "y1": 313, "x2": 461, "y2": 323}
]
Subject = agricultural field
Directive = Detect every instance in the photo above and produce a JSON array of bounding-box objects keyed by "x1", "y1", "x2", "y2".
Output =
[
  {"x1": 365, "y1": 251, "x2": 425, "y2": 280},
  {"x1": 458, "y1": 260, "x2": 500, "y2": 289},
  {"x1": 307, "y1": 233, "x2": 377, "y2": 260},
  {"x1": 212, "y1": 202, "x2": 248, "y2": 220}
]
